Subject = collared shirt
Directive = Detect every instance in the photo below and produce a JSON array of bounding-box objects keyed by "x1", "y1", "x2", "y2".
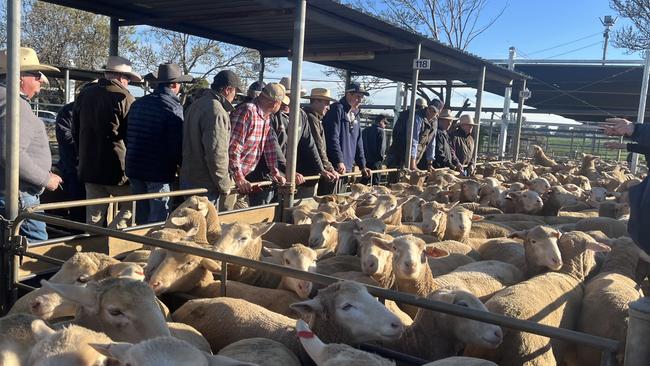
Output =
[{"x1": 229, "y1": 99, "x2": 279, "y2": 181}]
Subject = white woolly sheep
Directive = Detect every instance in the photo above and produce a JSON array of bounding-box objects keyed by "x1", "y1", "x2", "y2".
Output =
[
  {"x1": 0, "y1": 314, "x2": 41, "y2": 366},
  {"x1": 218, "y1": 338, "x2": 301, "y2": 366},
  {"x1": 28, "y1": 320, "x2": 112, "y2": 366},
  {"x1": 168, "y1": 195, "x2": 220, "y2": 242},
  {"x1": 574, "y1": 216, "x2": 628, "y2": 238}
]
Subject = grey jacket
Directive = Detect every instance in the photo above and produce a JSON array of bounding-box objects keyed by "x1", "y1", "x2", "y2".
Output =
[
  {"x1": 180, "y1": 89, "x2": 232, "y2": 194},
  {"x1": 0, "y1": 84, "x2": 52, "y2": 195}
]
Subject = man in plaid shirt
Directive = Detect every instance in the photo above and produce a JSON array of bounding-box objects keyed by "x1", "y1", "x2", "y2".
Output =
[{"x1": 228, "y1": 83, "x2": 287, "y2": 206}]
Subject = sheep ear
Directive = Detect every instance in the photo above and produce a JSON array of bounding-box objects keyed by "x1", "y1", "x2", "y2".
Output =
[
  {"x1": 200, "y1": 258, "x2": 222, "y2": 272},
  {"x1": 40, "y1": 280, "x2": 97, "y2": 309},
  {"x1": 314, "y1": 248, "x2": 331, "y2": 259},
  {"x1": 424, "y1": 246, "x2": 449, "y2": 258},
  {"x1": 371, "y1": 236, "x2": 393, "y2": 251},
  {"x1": 508, "y1": 230, "x2": 528, "y2": 240},
  {"x1": 89, "y1": 342, "x2": 133, "y2": 360},
  {"x1": 31, "y1": 319, "x2": 56, "y2": 340},
  {"x1": 251, "y1": 223, "x2": 274, "y2": 239},
  {"x1": 471, "y1": 214, "x2": 484, "y2": 222},
  {"x1": 586, "y1": 241, "x2": 611, "y2": 253},
  {"x1": 170, "y1": 216, "x2": 188, "y2": 226},
  {"x1": 552, "y1": 230, "x2": 562, "y2": 239},
  {"x1": 290, "y1": 298, "x2": 324, "y2": 316},
  {"x1": 263, "y1": 247, "x2": 285, "y2": 258},
  {"x1": 196, "y1": 201, "x2": 210, "y2": 216}
]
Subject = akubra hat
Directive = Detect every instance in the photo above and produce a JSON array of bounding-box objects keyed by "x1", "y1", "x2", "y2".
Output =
[
  {"x1": 458, "y1": 114, "x2": 478, "y2": 126},
  {"x1": 302, "y1": 87, "x2": 337, "y2": 102},
  {"x1": 153, "y1": 63, "x2": 193, "y2": 84},
  {"x1": 0, "y1": 47, "x2": 59, "y2": 74},
  {"x1": 437, "y1": 109, "x2": 459, "y2": 121},
  {"x1": 103, "y1": 55, "x2": 142, "y2": 82}
]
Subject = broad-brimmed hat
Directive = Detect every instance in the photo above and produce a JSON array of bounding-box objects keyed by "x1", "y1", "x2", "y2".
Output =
[
  {"x1": 345, "y1": 81, "x2": 369, "y2": 96},
  {"x1": 416, "y1": 98, "x2": 427, "y2": 108},
  {"x1": 261, "y1": 83, "x2": 290, "y2": 105},
  {"x1": 458, "y1": 115, "x2": 478, "y2": 126},
  {"x1": 104, "y1": 56, "x2": 142, "y2": 82},
  {"x1": 0, "y1": 47, "x2": 59, "y2": 74},
  {"x1": 153, "y1": 63, "x2": 193, "y2": 84},
  {"x1": 437, "y1": 109, "x2": 458, "y2": 121},
  {"x1": 302, "y1": 87, "x2": 337, "y2": 102},
  {"x1": 428, "y1": 99, "x2": 444, "y2": 113},
  {"x1": 213, "y1": 70, "x2": 243, "y2": 92}
]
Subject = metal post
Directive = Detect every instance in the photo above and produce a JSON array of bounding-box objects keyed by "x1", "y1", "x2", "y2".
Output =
[
  {"x1": 64, "y1": 68, "x2": 71, "y2": 104},
  {"x1": 472, "y1": 66, "x2": 486, "y2": 165},
  {"x1": 624, "y1": 297, "x2": 650, "y2": 366},
  {"x1": 404, "y1": 42, "x2": 422, "y2": 169},
  {"x1": 630, "y1": 46, "x2": 650, "y2": 174},
  {"x1": 109, "y1": 17, "x2": 119, "y2": 56},
  {"x1": 344, "y1": 69, "x2": 352, "y2": 89},
  {"x1": 512, "y1": 79, "x2": 527, "y2": 161},
  {"x1": 283, "y1": 0, "x2": 306, "y2": 208},
  {"x1": 402, "y1": 83, "x2": 409, "y2": 110},
  {"x1": 258, "y1": 55, "x2": 265, "y2": 83},
  {"x1": 394, "y1": 81, "x2": 403, "y2": 118},
  {"x1": 5, "y1": 0, "x2": 21, "y2": 223},
  {"x1": 498, "y1": 47, "x2": 516, "y2": 159}
]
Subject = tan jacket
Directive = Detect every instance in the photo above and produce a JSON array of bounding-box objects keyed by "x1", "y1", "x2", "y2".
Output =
[{"x1": 180, "y1": 89, "x2": 232, "y2": 194}]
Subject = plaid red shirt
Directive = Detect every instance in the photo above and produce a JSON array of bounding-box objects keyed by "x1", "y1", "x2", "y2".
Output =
[{"x1": 229, "y1": 100, "x2": 279, "y2": 182}]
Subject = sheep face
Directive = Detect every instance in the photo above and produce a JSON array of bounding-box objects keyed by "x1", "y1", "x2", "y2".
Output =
[
  {"x1": 266, "y1": 244, "x2": 319, "y2": 299},
  {"x1": 211, "y1": 222, "x2": 271, "y2": 257},
  {"x1": 318, "y1": 202, "x2": 339, "y2": 217},
  {"x1": 529, "y1": 178, "x2": 551, "y2": 194},
  {"x1": 291, "y1": 281, "x2": 404, "y2": 343},
  {"x1": 430, "y1": 287, "x2": 503, "y2": 349},
  {"x1": 350, "y1": 183, "x2": 371, "y2": 199},
  {"x1": 359, "y1": 234, "x2": 392, "y2": 276},
  {"x1": 509, "y1": 226, "x2": 563, "y2": 271},
  {"x1": 369, "y1": 195, "x2": 398, "y2": 219},
  {"x1": 309, "y1": 212, "x2": 338, "y2": 249},
  {"x1": 420, "y1": 203, "x2": 446, "y2": 234},
  {"x1": 460, "y1": 180, "x2": 481, "y2": 203},
  {"x1": 41, "y1": 278, "x2": 170, "y2": 344},
  {"x1": 146, "y1": 248, "x2": 215, "y2": 295},
  {"x1": 445, "y1": 206, "x2": 476, "y2": 240},
  {"x1": 401, "y1": 196, "x2": 425, "y2": 222},
  {"x1": 353, "y1": 218, "x2": 387, "y2": 237},
  {"x1": 384, "y1": 236, "x2": 428, "y2": 280},
  {"x1": 546, "y1": 186, "x2": 580, "y2": 207},
  {"x1": 520, "y1": 190, "x2": 544, "y2": 213}
]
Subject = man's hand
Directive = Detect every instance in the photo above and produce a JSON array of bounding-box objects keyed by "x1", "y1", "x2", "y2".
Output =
[
  {"x1": 235, "y1": 178, "x2": 252, "y2": 194},
  {"x1": 295, "y1": 173, "x2": 305, "y2": 185},
  {"x1": 321, "y1": 169, "x2": 338, "y2": 182},
  {"x1": 604, "y1": 141, "x2": 626, "y2": 150},
  {"x1": 604, "y1": 118, "x2": 635, "y2": 137},
  {"x1": 271, "y1": 173, "x2": 287, "y2": 186},
  {"x1": 455, "y1": 163, "x2": 464, "y2": 173},
  {"x1": 45, "y1": 173, "x2": 63, "y2": 191},
  {"x1": 336, "y1": 163, "x2": 346, "y2": 174},
  {"x1": 361, "y1": 167, "x2": 372, "y2": 177}
]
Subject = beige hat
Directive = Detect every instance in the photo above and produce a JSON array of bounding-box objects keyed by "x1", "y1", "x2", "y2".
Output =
[
  {"x1": 103, "y1": 56, "x2": 142, "y2": 82},
  {"x1": 0, "y1": 47, "x2": 59, "y2": 74},
  {"x1": 302, "y1": 87, "x2": 337, "y2": 102},
  {"x1": 262, "y1": 83, "x2": 290, "y2": 105},
  {"x1": 437, "y1": 109, "x2": 459, "y2": 121},
  {"x1": 458, "y1": 115, "x2": 478, "y2": 126}
]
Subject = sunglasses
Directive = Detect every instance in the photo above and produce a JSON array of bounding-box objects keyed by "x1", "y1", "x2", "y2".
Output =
[{"x1": 21, "y1": 72, "x2": 42, "y2": 80}]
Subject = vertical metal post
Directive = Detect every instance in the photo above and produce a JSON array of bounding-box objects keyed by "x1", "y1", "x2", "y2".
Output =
[
  {"x1": 344, "y1": 70, "x2": 352, "y2": 89},
  {"x1": 283, "y1": 0, "x2": 306, "y2": 208},
  {"x1": 64, "y1": 68, "x2": 71, "y2": 104},
  {"x1": 404, "y1": 42, "x2": 422, "y2": 169},
  {"x1": 487, "y1": 112, "x2": 495, "y2": 155},
  {"x1": 498, "y1": 47, "x2": 516, "y2": 159},
  {"x1": 258, "y1": 55, "x2": 265, "y2": 83},
  {"x1": 5, "y1": 0, "x2": 21, "y2": 223},
  {"x1": 109, "y1": 17, "x2": 119, "y2": 56},
  {"x1": 617, "y1": 136, "x2": 623, "y2": 161},
  {"x1": 630, "y1": 46, "x2": 650, "y2": 174},
  {"x1": 472, "y1": 66, "x2": 486, "y2": 165},
  {"x1": 394, "y1": 81, "x2": 403, "y2": 119},
  {"x1": 624, "y1": 297, "x2": 650, "y2": 366},
  {"x1": 512, "y1": 79, "x2": 527, "y2": 161},
  {"x1": 402, "y1": 83, "x2": 409, "y2": 110}
]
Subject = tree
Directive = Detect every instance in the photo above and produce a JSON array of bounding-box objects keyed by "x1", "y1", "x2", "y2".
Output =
[{"x1": 610, "y1": 0, "x2": 650, "y2": 53}]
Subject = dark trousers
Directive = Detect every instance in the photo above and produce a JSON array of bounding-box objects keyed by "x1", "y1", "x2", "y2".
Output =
[{"x1": 360, "y1": 161, "x2": 382, "y2": 185}]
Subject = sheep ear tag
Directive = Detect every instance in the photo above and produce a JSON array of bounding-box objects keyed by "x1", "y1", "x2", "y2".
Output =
[
  {"x1": 424, "y1": 246, "x2": 449, "y2": 258},
  {"x1": 297, "y1": 330, "x2": 315, "y2": 338}
]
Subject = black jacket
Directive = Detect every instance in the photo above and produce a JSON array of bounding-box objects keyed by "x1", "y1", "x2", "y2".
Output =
[
  {"x1": 362, "y1": 124, "x2": 386, "y2": 166},
  {"x1": 625, "y1": 124, "x2": 650, "y2": 256},
  {"x1": 55, "y1": 102, "x2": 77, "y2": 176},
  {"x1": 432, "y1": 127, "x2": 460, "y2": 169}
]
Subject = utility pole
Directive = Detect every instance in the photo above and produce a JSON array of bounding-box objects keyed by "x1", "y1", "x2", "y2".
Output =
[
  {"x1": 498, "y1": 47, "x2": 516, "y2": 159},
  {"x1": 600, "y1": 15, "x2": 617, "y2": 65}
]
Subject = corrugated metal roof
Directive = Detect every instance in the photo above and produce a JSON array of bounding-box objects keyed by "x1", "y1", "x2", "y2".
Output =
[{"x1": 42, "y1": 0, "x2": 527, "y2": 87}]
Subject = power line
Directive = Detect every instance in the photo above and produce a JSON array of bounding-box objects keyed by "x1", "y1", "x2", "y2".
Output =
[
  {"x1": 545, "y1": 40, "x2": 603, "y2": 59},
  {"x1": 526, "y1": 32, "x2": 602, "y2": 56}
]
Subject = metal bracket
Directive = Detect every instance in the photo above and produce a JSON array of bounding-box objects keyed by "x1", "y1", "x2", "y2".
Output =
[
  {"x1": 277, "y1": 183, "x2": 296, "y2": 196},
  {"x1": 1, "y1": 217, "x2": 27, "y2": 265}
]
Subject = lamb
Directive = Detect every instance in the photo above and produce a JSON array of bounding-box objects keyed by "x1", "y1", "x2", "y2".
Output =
[
  {"x1": 218, "y1": 338, "x2": 301, "y2": 366},
  {"x1": 451, "y1": 179, "x2": 481, "y2": 203},
  {"x1": 531, "y1": 145, "x2": 557, "y2": 167},
  {"x1": 574, "y1": 216, "x2": 628, "y2": 238},
  {"x1": 529, "y1": 177, "x2": 551, "y2": 194},
  {"x1": 420, "y1": 202, "x2": 483, "y2": 241},
  {"x1": 359, "y1": 232, "x2": 396, "y2": 289},
  {"x1": 457, "y1": 202, "x2": 504, "y2": 215},
  {"x1": 432, "y1": 240, "x2": 481, "y2": 260},
  {"x1": 467, "y1": 221, "x2": 515, "y2": 242},
  {"x1": 598, "y1": 201, "x2": 630, "y2": 219},
  {"x1": 90, "y1": 336, "x2": 255, "y2": 366},
  {"x1": 40, "y1": 277, "x2": 171, "y2": 343},
  {"x1": 262, "y1": 223, "x2": 311, "y2": 249},
  {"x1": 122, "y1": 249, "x2": 151, "y2": 267},
  {"x1": 384, "y1": 287, "x2": 503, "y2": 361},
  {"x1": 504, "y1": 225, "x2": 564, "y2": 276},
  {"x1": 465, "y1": 231, "x2": 611, "y2": 366},
  {"x1": 401, "y1": 195, "x2": 426, "y2": 222},
  {"x1": 172, "y1": 281, "x2": 404, "y2": 359},
  {"x1": 541, "y1": 185, "x2": 582, "y2": 216},
  {"x1": 296, "y1": 319, "x2": 396, "y2": 366},
  {"x1": 28, "y1": 320, "x2": 112, "y2": 366},
  {"x1": 575, "y1": 237, "x2": 644, "y2": 365},
  {"x1": 0, "y1": 314, "x2": 41, "y2": 366},
  {"x1": 309, "y1": 214, "x2": 386, "y2": 256},
  {"x1": 579, "y1": 154, "x2": 601, "y2": 180},
  {"x1": 501, "y1": 190, "x2": 544, "y2": 215},
  {"x1": 168, "y1": 195, "x2": 220, "y2": 242},
  {"x1": 262, "y1": 244, "x2": 320, "y2": 298}
]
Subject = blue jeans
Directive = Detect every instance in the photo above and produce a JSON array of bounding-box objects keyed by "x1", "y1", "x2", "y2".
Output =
[
  {"x1": 0, "y1": 191, "x2": 48, "y2": 242},
  {"x1": 179, "y1": 178, "x2": 220, "y2": 207},
  {"x1": 130, "y1": 179, "x2": 171, "y2": 224}
]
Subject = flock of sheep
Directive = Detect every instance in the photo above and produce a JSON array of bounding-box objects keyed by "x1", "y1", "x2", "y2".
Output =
[{"x1": 0, "y1": 144, "x2": 647, "y2": 366}]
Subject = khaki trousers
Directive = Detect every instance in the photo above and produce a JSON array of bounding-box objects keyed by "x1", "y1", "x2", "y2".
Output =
[{"x1": 84, "y1": 183, "x2": 132, "y2": 227}]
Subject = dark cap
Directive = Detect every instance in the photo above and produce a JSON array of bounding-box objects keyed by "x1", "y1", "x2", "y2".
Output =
[
  {"x1": 212, "y1": 70, "x2": 242, "y2": 91},
  {"x1": 345, "y1": 81, "x2": 369, "y2": 96},
  {"x1": 247, "y1": 81, "x2": 266, "y2": 98},
  {"x1": 428, "y1": 99, "x2": 444, "y2": 113},
  {"x1": 154, "y1": 63, "x2": 193, "y2": 84},
  {"x1": 374, "y1": 114, "x2": 388, "y2": 124}
]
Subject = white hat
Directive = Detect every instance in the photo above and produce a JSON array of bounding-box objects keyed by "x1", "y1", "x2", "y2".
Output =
[
  {"x1": 103, "y1": 56, "x2": 142, "y2": 82},
  {"x1": 458, "y1": 115, "x2": 478, "y2": 126}
]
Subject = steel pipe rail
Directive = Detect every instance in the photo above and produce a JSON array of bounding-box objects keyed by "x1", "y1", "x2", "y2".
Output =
[{"x1": 7, "y1": 212, "x2": 622, "y2": 356}]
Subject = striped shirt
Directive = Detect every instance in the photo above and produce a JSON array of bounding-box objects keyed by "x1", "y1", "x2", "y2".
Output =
[{"x1": 229, "y1": 100, "x2": 279, "y2": 182}]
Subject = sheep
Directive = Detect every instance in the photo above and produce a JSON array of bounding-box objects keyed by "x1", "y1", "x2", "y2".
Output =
[
  {"x1": 359, "y1": 232, "x2": 395, "y2": 289},
  {"x1": 296, "y1": 319, "x2": 396, "y2": 366},
  {"x1": 122, "y1": 249, "x2": 151, "y2": 267},
  {"x1": 529, "y1": 177, "x2": 551, "y2": 194},
  {"x1": 28, "y1": 320, "x2": 112, "y2": 366},
  {"x1": 501, "y1": 190, "x2": 544, "y2": 215},
  {"x1": 218, "y1": 338, "x2": 301, "y2": 366},
  {"x1": 468, "y1": 221, "x2": 515, "y2": 242},
  {"x1": 383, "y1": 287, "x2": 503, "y2": 361},
  {"x1": 167, "y1": 321, "x2": 212, "y2": 354},
  {"x1": 40, "y1": 277, "x2": 171, "y2": 343},
  {"x1": 0, "y1": 314, "x2": 41, "y2": 366},
  {"x1": 575, "y1": 237, "x2": 644, "y2": 365},
  {"x1": 309, "y1": 214, "x2": 386, "y2": 256},
  {"x1": 168, "y1": 195, "x2": 220, "y2": 242},
  {"x1": 451, "y1": 179, "x2": 481, "y2": 203},
  {"x1": 465, "y1": 231, "x2": 611, "y2": 366},
  {"x1": 457, "y1": 202, "x2": 504, "y2": 215},
  {"x1": 541, "y1": 185, "x2": 582, "y2": 216},
  {"x1": 316, "y1": 255, "x2": 362, "y2": 275},
  {"x1": 579, "y1": 154, "x2": 600, "y2": 180},
  {"x1": 575, "y1": 216, "x2": 628, "y2": 238},
  {"x1": 598, "y1": 201, "x2": 630, "y2": 219},
  {"x1": 163, "y1": 207, "x2": 210, "y2": 244},
  {"x1": 262, "y1": 244, "x2": 320, "y2": 298},
  {"x1": 90, "y1": 336, "x2": 255, "y2": 366},
  {"x1": 262, "y1": 223, "x2": 311, "y2": 249},
  {"x1": 532, "y1": 145, "x2": 557, "y2": 167},
  {"x1": 420, "y1": 202, "x2": 482, "y2": 241},
  {"x1": 505, "y1": 225, "x2": 564, "y2": 276},
  {"x1": 401, "y1": 195, "x2": 426, "y2": 222},
  {"x1": 172, "y1": 281, "x2": 404, "y2": 359},
  {"x1": 432, "y1": 240, "x2": 481, "y2": 260}
]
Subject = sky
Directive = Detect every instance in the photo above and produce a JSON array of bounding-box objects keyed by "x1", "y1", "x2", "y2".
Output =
[{"x1": 261, "y1": 0, "x2": 643, "y2": 124}]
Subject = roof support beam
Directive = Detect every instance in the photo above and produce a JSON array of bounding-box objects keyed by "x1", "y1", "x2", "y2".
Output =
[{"x1": 118, "y1": 9, "x2": 293, "y2": 26}]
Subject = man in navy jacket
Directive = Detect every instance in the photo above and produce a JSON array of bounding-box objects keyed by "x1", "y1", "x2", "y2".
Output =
[{"x1": 322, "y1": 82, "x2": 371, "y2": 193}]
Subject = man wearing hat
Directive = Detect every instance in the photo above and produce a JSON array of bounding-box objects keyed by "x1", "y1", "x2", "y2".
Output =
[
  {"x1": 181, "y1": 69, "x2": 240, "y2": 208},
  {"x1": 361, "y1": 114, "x2": 388, "y2": 185},
  {"x1": 228, "y1": 82, "x2": 287, "y2": 208},
  {"x1": 238, "y1": 81, "x2": 265, "y2": 106},
  {"x1": 73, "y1": 55, "x2": 141, "y2": 227},
  {"x1": 0, "y1": 47, "x2": 62, "y2": 241},
  {"x1": 126, "y1": 63, "x2": 193, "y2": 223},
  {"x1": 321, "y1": 82, "x2": 371, "y2": 193},
  {"x1": 303, "y1": 88, "x2": 340, "y2": 195},
  {"x1": 450, "y1": 114, "x2": 477, "y2": 175},
  {"x1": 431, "y1": 109, "x2": 463, "y2": 172},
  {"x1": 385, "y1": 98, "x2": 443, "y2": 174}
]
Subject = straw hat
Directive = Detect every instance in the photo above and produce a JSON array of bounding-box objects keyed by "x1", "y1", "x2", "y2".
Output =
[
  {"x1": 0, "y1": 47, "x2": 59, "y2": 74},
  {"x1": 437, "y1": 109, "x2": 458, "y2": 121},
  {"x1": 103, "y1": 56, "x2": 142, "y2": 82},
  {"x1": 302, "y1": 88, "x2": 337, "y2": 102},
  {"x1": 458, "y1": 115, "x2": 478, "y2": 126}
]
